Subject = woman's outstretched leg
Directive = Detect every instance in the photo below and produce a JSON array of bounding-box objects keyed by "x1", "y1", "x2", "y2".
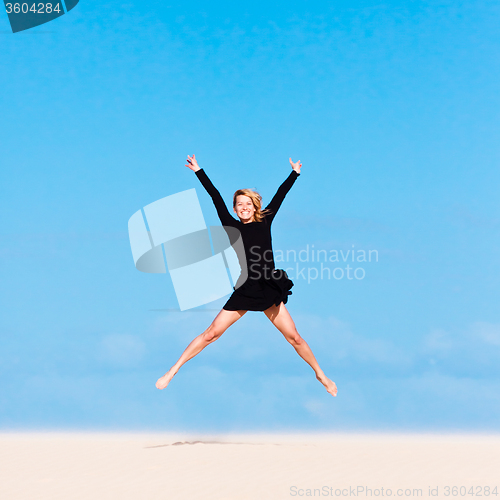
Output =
[
  {"x1": 264, "y1": 303, "x2": 338, "y2": 397},
  {"x1": 156, "y1": 308, "x2": 247, "y2": 390}
]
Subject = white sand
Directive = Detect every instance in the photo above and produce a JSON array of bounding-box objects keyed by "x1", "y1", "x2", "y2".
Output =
[{"x1": 0, "y1": 433, "x2": 499, "y2": 499}]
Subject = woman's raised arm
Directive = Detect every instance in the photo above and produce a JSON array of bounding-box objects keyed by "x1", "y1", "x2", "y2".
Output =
[
  {"x1": 187, "y1": 155, "x2": 236, "y2": 227},
  {"x1": 263, "y1": 158, "x2": 302, "y2": 224}
]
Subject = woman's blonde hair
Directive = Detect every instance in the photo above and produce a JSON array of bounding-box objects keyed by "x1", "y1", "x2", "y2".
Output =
[{"x1": 233, "y1": 188, "x2": 272, "y2": 223}]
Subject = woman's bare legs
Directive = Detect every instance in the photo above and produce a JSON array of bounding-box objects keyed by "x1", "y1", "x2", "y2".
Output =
[
  {"x1": 264, "y1": 302, "x2": 338, "y2": 397},
  {"x1": 156, "y1": 308, "x2": 247, "y2": 389}
]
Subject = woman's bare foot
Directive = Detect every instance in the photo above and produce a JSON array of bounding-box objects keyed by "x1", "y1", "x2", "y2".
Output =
[
  {"x1": 156, "y1": 368, "x2": 176, "y2": 390},
  {"x1": 317, "y1": 374, "x2": 338, "y2": 397}
]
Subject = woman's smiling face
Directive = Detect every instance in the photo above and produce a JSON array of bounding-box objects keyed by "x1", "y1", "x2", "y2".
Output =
[{"x1": 234, "y1": 195, "x2": 256, "y2": 223}]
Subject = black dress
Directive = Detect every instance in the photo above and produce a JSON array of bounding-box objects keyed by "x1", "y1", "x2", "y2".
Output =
[{"x1": 195, "y1": 168, "x2": 300, "y2": 311}]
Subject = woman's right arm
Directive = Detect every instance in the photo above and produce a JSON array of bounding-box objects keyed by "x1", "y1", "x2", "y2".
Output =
[{"x1": 186, "y1": 155, "x2": 236, "y2": 226}]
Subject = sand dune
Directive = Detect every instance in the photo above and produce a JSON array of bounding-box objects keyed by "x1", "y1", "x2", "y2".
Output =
[{"x1": 0, "y1": 433, "x2": 498, "y2": 499}]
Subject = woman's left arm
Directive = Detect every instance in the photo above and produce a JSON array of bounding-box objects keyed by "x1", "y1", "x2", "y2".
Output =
[{"x1": 263, "y1": 158, "x2": 302, "y2": 223}]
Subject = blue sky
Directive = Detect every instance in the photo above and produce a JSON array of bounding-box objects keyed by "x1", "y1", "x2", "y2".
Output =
[{"x1": 1, "y1": 0, "x2": 499, "y2": 432}]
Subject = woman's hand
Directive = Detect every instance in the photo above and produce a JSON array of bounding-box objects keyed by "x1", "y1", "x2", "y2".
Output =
[
  {"x1": 186, "y1": 154, "x2": 201, "y2": 172},
  {"x1": 289, "y1": 157, "x2": 302, "y2": 174}
]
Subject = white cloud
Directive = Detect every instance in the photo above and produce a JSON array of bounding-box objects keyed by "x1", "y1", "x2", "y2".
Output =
[
  {"x1": 469, "y1": 321, "x2": 500, "y2": 347},
  {"x1": 423, "y1": 328, "x2": 454, "y2": 351},
  {"x1": 294, "y1": 312, "x2": 413, "y2": 368},
  {"x1": 303, "y1": 398, "x2": 328, "y2": 417},
  {"x1": 96, "y1": 334, "x2": 146, "y2": 368}
]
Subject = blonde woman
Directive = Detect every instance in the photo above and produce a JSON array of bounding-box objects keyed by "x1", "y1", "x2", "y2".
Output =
[{"x1": 156, "y1": 155, "x2": 337, "y2": 397}]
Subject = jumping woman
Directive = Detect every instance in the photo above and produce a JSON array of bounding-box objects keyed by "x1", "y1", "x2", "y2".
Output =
[{"x1": 156, "y1": 155, "x2": 338, "y2": 397}]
